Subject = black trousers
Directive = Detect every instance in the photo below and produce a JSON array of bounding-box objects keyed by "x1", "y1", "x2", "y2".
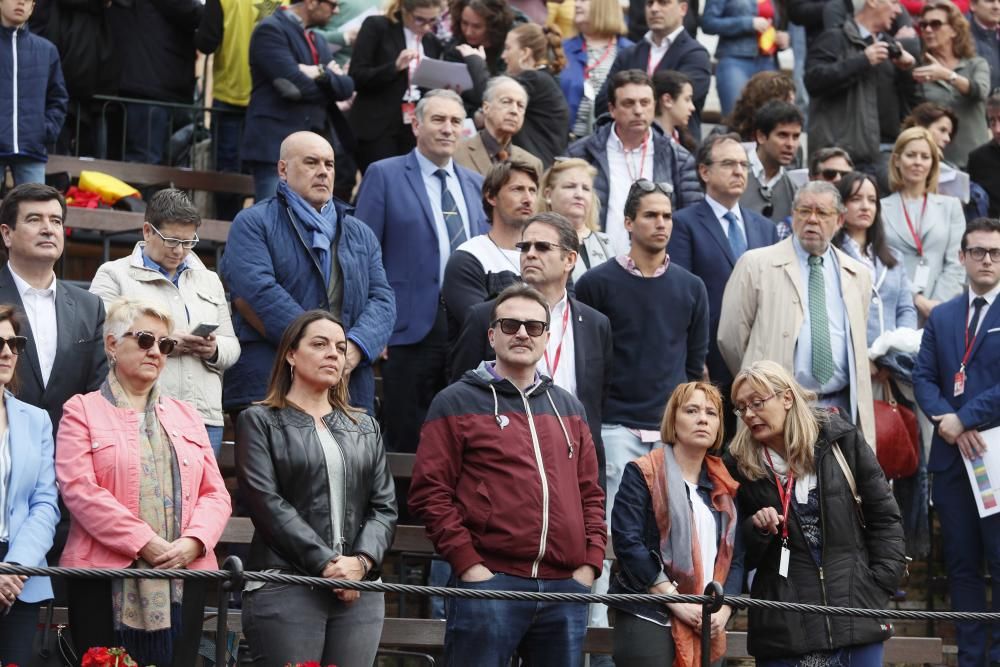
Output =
[{"x1": 66, "y1": 577, "x2": 208, "y2": 667}]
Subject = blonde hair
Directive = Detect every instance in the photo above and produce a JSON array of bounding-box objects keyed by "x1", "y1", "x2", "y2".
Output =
[
  {"x1": 538, "y1": 158, "x2": 601, "y2": 232},
  {"x1": 509, "y1": 23, "x2": 567, "y2": 74},
  {"x1": 729, "y1": 360, "x2": 824, "y2": 481},
  {"x1": 888, "y1": 126, "x2": 941, "y2": 194},
  {"x1": 660, "y1": 382, "x2": 725, "y2": 452},
  {"x1": 104, "y1": 298, "x2": 174, "y2": 342},
  {"x1": 585, "y1": 0, "x2": 627, "y2": 37},
  {"x1": 385, "y1": 0, "x2": 443, "y2": 22}
]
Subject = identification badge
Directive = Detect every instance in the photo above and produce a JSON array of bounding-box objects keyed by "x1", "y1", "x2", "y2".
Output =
[
  {"x1": 954, "y1": 369, "x2": 966, "y2": 397},
  {"x1": 778, "y1": 544, "x2": 790, "y2": 578},
  {"x1": 913, "y1": 260, "x2": 931, "y2": 293},
  {"x1": 401, "y1": 101, "x2": 416, "y2": 125},
  {"x1": 583, "y1": 79, "x2": 596, "y2": 101}
]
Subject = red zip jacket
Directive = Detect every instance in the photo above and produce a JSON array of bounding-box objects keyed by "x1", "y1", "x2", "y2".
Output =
[{"x1": 409, "y1": 363, "x2": 607, "y2": 579}]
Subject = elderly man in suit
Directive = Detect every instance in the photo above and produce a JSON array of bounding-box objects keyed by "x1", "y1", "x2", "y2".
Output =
[
  {"x1": 669, "y1": 133, "x2": 778, "y2": 433},
  {"x1": 596, "y1": 0, "x2": 711, "y2": 137},
  {"x1": 914, "y1": 218, "x2": 1000, "y2": 667},
  {"x1": 454, "y1": 76, "x2": 544, "y2": 178},
  {"x1": 355, "y1": 89, "x2": 489, "y2": 454},
  {"x1": 718, "y1": 180, "x2": 876, "y2": 444}
]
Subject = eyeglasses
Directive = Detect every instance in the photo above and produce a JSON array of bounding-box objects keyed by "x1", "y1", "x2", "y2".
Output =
[
  {"x1": 406, "y1": 11, "x2": 438, "y2": 26},
  {"x1": 733, "y1": 394, "x2": 776, "y2": 418},
  {"x1": 819, "y1": 168, "x2": 851, "y2": 181},
  {"x1": 122, "y1": 330, "x2": 177, "y2": 355},
  {"x1": 918, "y1": 18, "x2": 945, "y2": 31},
  {"x1": 148, "y1": 224, "x2": 199, "y2": 249},
  {"x1": 709, "y1": 159, "x2": 750, "y2": 172},
  {"x1": 631, "y1": 179, "x2": 674, "y2": 197},
  {"x1": 0, "y1": 336, "x2": 27, "y2": 355},
  {"x1": 491, "y1": 318, "x2": 548, "y2": 337},
  {"x1": 793, "y1": 205, "x2": 838, "y2": 220},
  {"x1": 515, "y1": 240, "x2": 566, "y2": 253},
  {"x1": 965, "y1": 246, "x2": 1000, "y2": 262}
]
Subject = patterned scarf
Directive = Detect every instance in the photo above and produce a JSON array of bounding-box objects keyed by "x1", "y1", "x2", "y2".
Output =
[
  {"x1": 103, "y1": 372, "x2": 184, "y2": 667},
  {"x1": 634, "y1": 445, "x2": 739, "y2": 667}
]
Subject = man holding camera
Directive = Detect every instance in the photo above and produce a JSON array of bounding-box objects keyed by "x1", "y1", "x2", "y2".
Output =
[{"x1": 804, "y1": 0, "x2": 919, "y2": 176}]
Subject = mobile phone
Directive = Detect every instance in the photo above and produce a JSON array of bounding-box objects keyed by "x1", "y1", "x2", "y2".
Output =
[{"x1": 190, "y1": 322, "x2": 219, "y2": 338}]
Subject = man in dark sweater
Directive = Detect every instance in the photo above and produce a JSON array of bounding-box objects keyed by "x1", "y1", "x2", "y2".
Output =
[
  {"x1": 968, "y1": 93, "x2": 1000, "y2": 218},
  {"x1": 574, "y1": 178, "x2": 708, "y2": 626}
]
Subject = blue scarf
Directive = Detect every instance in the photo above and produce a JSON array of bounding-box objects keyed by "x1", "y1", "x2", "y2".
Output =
[{"x1": 279, "y1": 180, "x2": 338, "y2": 283}]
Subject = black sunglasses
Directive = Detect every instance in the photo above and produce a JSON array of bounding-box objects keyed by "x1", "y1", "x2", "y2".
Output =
[
  {"x1": 491, "y1": 318, "x2": 548, "y2": 337},
  {"x1": 918, "y1": 18, "x2": 944, "y2": 31},
  {"x1": 820, "y1": 168, "x2": 850, "y2": 181},
  {"x1": 0, "y1": 336, "x2": 27, "y2": 355},
  {"x1": 515, "y1": 240, "x2": 566, "y2": 253},
  {"x1": 758, "y1": 185, "x2": 774, "y2": 218},
  {"x1": 123, "y1": 330, "x2": 177, "y2": 355}
]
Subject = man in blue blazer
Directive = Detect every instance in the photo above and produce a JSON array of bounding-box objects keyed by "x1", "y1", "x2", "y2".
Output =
[
  {"x1": 914, "y1": 218, "x2": 1000, "y2": 667},
  {"x1": 355, "y1": 89, "x2": 489, "y2": 453},
  {"x1": 669, "y1": 133, "x2": 778, "y2": 430}
]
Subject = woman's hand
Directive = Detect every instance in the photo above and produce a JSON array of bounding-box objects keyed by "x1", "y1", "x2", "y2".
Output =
[
  {"x1": 913, "y1": 54, "x2": 951, "y2": 83},
  {"x1": 775, "y1": 30, "x2": 790, "y2": 50},
  {"x1": 751, "y1": 507, "x2": 783, "y2": 535},
  {"x1": 751, "y1": 16, "x2": 770, "y2": 32},
  {"x1": 396, "y1": 49, "x2": 419, "y2": 71},
  {"x1": 666, "y1": 602, "x2": 704, "y2": 629},
  {"x1": 710, "y1": 606, "x2": 733, "y2": 639},
  {"x1": 173, "y1": 332, "x2": 218, "y2": 360},
  {"x1": 322, "y1": 555, "x2": 366, "y2": 603},
  {"x1": 914, "y1": 294, "x2": 940, "y2": 320},
  {"x1": 456, "y1": 44, "x2": 486, "y2": 59},
  {"x1": 151, "y1": 537, "x2": 203, "y2": 569},
  {"x1": 139, "y1": 535, "x2": 173, "y2": 565},
  {"x1": 0, "y1": 570, "x2": 26, "y2": 608}
]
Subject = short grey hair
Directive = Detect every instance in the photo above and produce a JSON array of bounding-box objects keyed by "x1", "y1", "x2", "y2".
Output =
[
  {"x1": 415, "y1": 89, "x2": 466, "y2": 123},
  {"x1": 793, "y1": 180, "x2": 845, "y2": 214},
  {"x1": 483, "y1": 76, "x2": 528, "y2": 105},
  {"x1": 104, "y1": 298, "x2": 174, "y2": 342}
]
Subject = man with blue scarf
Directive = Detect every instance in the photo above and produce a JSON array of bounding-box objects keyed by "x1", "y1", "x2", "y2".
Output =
[{"x1": 220, "y1": 131, "x2": 395, "y2": 416}]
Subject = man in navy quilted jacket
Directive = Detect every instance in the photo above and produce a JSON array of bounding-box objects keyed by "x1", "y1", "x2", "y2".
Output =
[{"x1": 0, "y1": 0, "x2": 67, "y2": 185}]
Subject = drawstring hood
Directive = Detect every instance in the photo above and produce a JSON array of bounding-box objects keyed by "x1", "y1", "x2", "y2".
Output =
[{"x1": 547, "y1": 392, "x2": 574, "y2": 459}]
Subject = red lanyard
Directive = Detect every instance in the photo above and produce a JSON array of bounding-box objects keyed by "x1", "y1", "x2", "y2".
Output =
[
  {"x1": 624, "y1": 137, "x2": 649, "y2": 182},
  {"x1": 646, "y1": 43, "x2": 666, "y2": 74},
  {"x1": 900, "y1": 194, "x2": 927, "y2": 257},
  {"x1": 583, "y1": 38, "x2": 615, "y2": 80},
  {"x1": 544, "y1": 301, "x2": 572, "y2": 379},
  {"x1": 962, "y1": 298, "x2": 981, "y2": 370},
  {"x1": 764, "y1": 449, "x2": 794, "y2": 540}
]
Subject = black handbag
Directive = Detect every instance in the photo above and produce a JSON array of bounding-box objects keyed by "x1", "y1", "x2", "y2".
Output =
[{"x1": 30, "y1": 601, "x2": 77, "y2": 667}]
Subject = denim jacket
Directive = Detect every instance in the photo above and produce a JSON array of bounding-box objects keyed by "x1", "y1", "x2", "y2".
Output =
[{"x1": 702, "y1": 0, "x2": 782, "y2": 59}]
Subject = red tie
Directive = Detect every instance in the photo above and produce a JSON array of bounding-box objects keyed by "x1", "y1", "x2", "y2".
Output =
[{"x1": 305, "y1": 29, "x2": 320, "y2": 65}]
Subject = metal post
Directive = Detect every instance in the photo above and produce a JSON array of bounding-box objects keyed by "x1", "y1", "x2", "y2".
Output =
[
  {"x1": 216, "y1": 555, "x2": 244, "y2": 667},
  {"x1": 701, "y1": 581, "x2": 724, "y2": 667}
]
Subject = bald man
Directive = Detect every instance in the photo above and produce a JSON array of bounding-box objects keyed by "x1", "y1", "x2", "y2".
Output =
[{"x1": 220, "y1": 131, "x2": 395, "y2": 416}]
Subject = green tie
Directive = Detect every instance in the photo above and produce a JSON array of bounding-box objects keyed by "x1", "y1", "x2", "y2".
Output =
[{"x1": 808, "y1": 255, "x2": 835, "y2": 385}]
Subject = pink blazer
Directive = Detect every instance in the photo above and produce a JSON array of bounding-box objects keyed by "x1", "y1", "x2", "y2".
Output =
[{"x1": 56, "y1": 389, "x2": 232, "y2": 569}]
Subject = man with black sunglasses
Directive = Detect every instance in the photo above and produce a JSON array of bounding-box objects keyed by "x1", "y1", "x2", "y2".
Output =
[{"x1": 411, "y1": 282, "x2": 606, "y2": 666}]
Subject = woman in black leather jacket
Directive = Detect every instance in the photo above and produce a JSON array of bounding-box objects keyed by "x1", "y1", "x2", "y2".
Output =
[
  {"x1": 727, "y1": 360, "x2": 905, "y2": 667},
  {"x1": 236, "y1": 310, "x2": 397, "y2": 667}
]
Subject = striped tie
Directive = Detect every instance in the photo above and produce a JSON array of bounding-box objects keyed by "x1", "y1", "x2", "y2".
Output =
[
  {"x1": 435, "y1": 169, "x2": 467, "y2": 251},
  {"x1": 808, "y1": 255, "x2": 835, "y2": 385}
]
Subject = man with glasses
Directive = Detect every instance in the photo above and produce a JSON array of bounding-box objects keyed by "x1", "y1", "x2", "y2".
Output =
[
  {"x1": 410, "y1": 282, "x2": 606, "y2": 667},
  {"x1": 569, "y1": 69, "x2": 701, "y2": 254},
  {"x1": 89, "y1": 188, "x2": 240, "y2": 455},
  {"x1": 669, "y1": 133, "x2": 779, "y2": 435},
  {"x1": 914, "y1": 217, "x2": 1000, "y2": 667},
  {"x1": 809, "y1": 146, "x2": 855, "y2": 183},
  {"x1": 739, "y1": 100, "x2": 803, "y2": 224},
  {"x1": 242, "y1": 0, "x2": 355, "y2": 202},
  {"x1": 454, "y1": 77, "x2": 545, "y2": 178},
  {"x1": 718, "y1": 180, "x2": 876, "y2": 444},
  {"x1": 221, "y1": 130, "x2": 395, "y2": 419}
]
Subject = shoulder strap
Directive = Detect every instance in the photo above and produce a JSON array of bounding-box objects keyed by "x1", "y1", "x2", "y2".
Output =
[{"x1": 831, "y1": 442, "x2": 866, "y2": 528}]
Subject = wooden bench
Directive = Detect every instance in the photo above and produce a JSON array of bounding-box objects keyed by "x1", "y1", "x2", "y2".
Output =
[{"x1": 46, "y1": 154, "x2": 254, "y2": 198}]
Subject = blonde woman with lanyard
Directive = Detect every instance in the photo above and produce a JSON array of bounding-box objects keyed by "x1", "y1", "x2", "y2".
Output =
[{"x1": 880, "y1": 126, "x2": 966, "y2": 325}]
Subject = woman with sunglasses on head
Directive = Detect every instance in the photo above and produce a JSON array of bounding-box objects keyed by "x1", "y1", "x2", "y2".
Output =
[
  {"x1": 538, "y1": 158, "x2": 612, "y2": 280},
  {"x1": 56, "y1": 298, "x2": 232, "y2": 667},
  {"x1": 912, "y1": 0, "x2": 989, "y2": 169},
  {"x1": 727, "y1": 360, "x2": 906, "y2": 667},
  {"x1": 0, "y1": 305, "x2": 59, "y2": 665},
  {"x1": 610, "y1": 381, "x2": 743, "y2": 667},
  {"x1": 89, "y1": 189, "x2": 239, "y2": 456},
  {"x1": 881, "y1": 126, "x2": 966, "y2": 323},
  {"x1": 236, "y1": 310, "x2": 396, "y2": 666}
]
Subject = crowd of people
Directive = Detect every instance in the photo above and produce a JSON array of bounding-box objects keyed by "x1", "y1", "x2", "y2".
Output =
[{"x1": 3, "y1": 0, "x2": 1000, "y2": 664}]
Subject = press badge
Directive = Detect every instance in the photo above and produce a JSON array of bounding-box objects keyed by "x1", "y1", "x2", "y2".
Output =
[
  {"x1": 954, "y1": 369, "x2": 966, "y2": 397},
  {"x1": 779, "y1": 542, "x2": 790, "y2": 578},
  {"x1": 913, "y1": 260, "x2": 931, "y2": 293},
  {"x1": 402, "y1": 102, "x2": 416, "y2": 125}
]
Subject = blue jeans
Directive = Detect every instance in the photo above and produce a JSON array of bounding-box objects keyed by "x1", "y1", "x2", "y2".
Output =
[
  {"x1": 124, "y1": 101, "x2": 172, "y2": 164},
  {"x1": 757, "y1": 641, "x2": 884, "y2": 666},
  {"x1": 205, "y1": 424, "x2": 223, "y2": 457},
  {"x1": 2, "y1": 157, "x2": 46, "y2": 185},
  {"x1": 0, "y1": 599, "x2": 43, "y2": 664},
  {"x1": 212, "y1": 100, "x2": 246, "y2": 220},
  {"x1": 444, "y1": 573, "x2": 589, "y2": 667},
  {"x1": 249, "y1": 160, "x2": 280, "y2": 203},
  {"x1": 715, "y1": 55, "x2": 777, "y2": 118}
]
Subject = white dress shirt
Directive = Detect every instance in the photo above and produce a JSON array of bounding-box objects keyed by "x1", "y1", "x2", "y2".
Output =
[
  {"x1": 606, "y1": 125, "x2": 655, "y2": 254},
  {"x1": 643, "y1": 25, "x2": 684, "y2": 74},
  {"x1": 968, "y1": 282, "x2": 1000, "y2": 335},
  {"x1": 747, "y1": 143, "x2": 785, "y2": 190},
  {"x1": 537, "y1": 292, "x2": 577, "y2": 396},
  {"x1": 402, "y1": 26, "x2": 426, "y2": 102},
  {"x1": 415, "y1": 150, "x2": 473, "y2": 284},
  {"x1": 8, "y1": 264, "x2": 57, "y2": 387},
  {"x1": 705, "y1": 194, "x2": 746, "y2": 241}
]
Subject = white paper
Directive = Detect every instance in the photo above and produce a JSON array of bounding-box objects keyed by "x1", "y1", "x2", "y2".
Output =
[
  {"x1": 962, "y1": 425, "x2": 1000, "y2": 517},
  {"x1": 411, "y1": 57, "x2": 473, "y2": 93}
]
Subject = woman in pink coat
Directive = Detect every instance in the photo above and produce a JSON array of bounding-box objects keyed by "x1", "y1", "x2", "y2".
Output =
[{"x1": 56, "y1": 298, "x2": 231, "y2": 666}]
